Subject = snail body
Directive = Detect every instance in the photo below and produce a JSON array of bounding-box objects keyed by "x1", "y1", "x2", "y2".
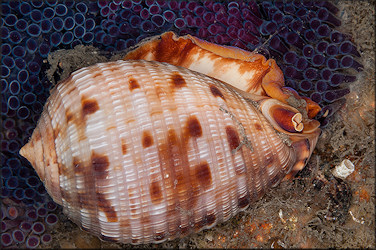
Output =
[{"x1": 20, "y1": 35, "x2": 320, "y2": 244}]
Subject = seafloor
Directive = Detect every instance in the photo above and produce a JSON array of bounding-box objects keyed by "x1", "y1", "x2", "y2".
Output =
[{"x1": 3, "y1": 1, "x2": 375, "y2": 249}]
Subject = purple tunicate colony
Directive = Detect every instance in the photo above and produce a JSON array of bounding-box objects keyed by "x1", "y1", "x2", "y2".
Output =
[{"x1": 1, "y1": 1, "x2": 363, "y2": 247}]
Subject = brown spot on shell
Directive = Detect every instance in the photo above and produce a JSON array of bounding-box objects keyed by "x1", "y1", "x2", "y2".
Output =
[
  {"x1": 194, "y1": 218, "x2": 206, "y2": 230},
  {"x1": 73, "y1": 157, "x2": 84, "y2": 174},
  {"x1": 81, "y1": 96, "x2": 99, "y2": 117},
  {"x1": 129, "y1": 78, "x2": 140, "y2": 91},
  {"x1": 165, "y1": 129, "x2": 189, "y2": 194},
  {"x1": 93, "y1": 72, "x2": 102, "y2": 78},
  {"x1": 209, "y1": 85, "x2": 225, "y2": 100},
  {"x1": 34, "y1": 130, "x2": 41, "y2": 141},
  {"x1": 121, "y1": 139, "x2": 127, "y2": 155},
  {"x1": 195, "y1": 161, "x2": 212, "y2": 188},
  {"x1": 91, "y1": 151, "x2": 109, "y2": 173},
  {"x1": 52, "y1": 128, "x2": 59, "y2": 140},
  {"x1": 150, "y1": 181, "x2": 163, "y2": 204},
  {"x1": 154, "y1": 232, "x2": 166, "y2": 242},
  {"x1": 106, "y1": 126, "x2": 116, "y2": 131},
  {"x1": 225, "y1": 126, "x2": 240, "y2": 151},
  {"x1": 58, "y1": 162, "x2": 69, "y2": 176},
  {"x1": 186, "y1": 116, "x2": 202, "y2": 138},
  {"x1": 142, "y1": 130, "x2": 154, "y2": 148},
  {"x1": 205, "y1": 213, "x2": 216, "y2": 226},
  {"x1": 96, "y1": 192, "x2": 118, "y2": 222},
  {"x1": 132, "y1": 239, "x2": 140, "y2": 244},
  {"x1": 77, "y1": 129, "x2": 87, "y2": 142},
  {"x1": 170, "y1": 72, "x2": 186, "y2": 88},
  {"x1": 254, "y1": 123, "x2": 262, "y2": 131},
  {"x1": 157, "y1": 127, "x2": 192, "y2": 216},
  {"x1": 238, "y1": 194, "x2": 250, "y2": 209},
  {"x1": 66, "y1": 109, "x2": 74, "y2": 123}
]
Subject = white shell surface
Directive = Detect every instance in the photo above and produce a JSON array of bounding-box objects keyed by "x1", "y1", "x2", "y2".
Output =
[{"x1": 20, "y1": 60, "x2": 318, "y2": 244}]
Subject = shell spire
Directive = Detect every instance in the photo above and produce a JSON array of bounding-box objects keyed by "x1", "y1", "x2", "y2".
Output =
[
  {"x1": 19, "y1": 132, "x2": 40, "y2": 176},
  {"x1": 20, "y1": 111, "x2": 62, "y2": 204}
]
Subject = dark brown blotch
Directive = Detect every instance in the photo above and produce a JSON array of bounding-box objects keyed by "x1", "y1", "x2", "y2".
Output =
[
  {"x1": 170, "y1": 72, "x2": 186, "y2": 88},
  {"x1": 91, "y1": 151, "x2": 110, "y2": 172},
  {"x1": 205, "y1": 213, "x2": 216, "y2": 226},
  {"x1": 254, "y1": 123, "x2": 262, "y2": 131},
  {"x1": 154, "y1": 232, "x2": 166, "y2": 242},
  {"x1": 96, "y1": 192, "x2": 118, "y2": 222},
  {"x1": 142, "y1": 130, "x2": 154, "y2": 148},
  {"x1": 225, "y1": 126, "x2": 240, "y2": 151},
  {"x1": 81, "y1": 96, "x2": 99, "y2": 117},
  {"x1": 129, "y1": 78, "x2": 140, "y2": 91},
  {"x1": 195, "y1": 161, "x2": 212, "y2": 188},
  {"x1": 186, "y1": 116, "x2": 202, "y2": 138},
  {"x1": 150, "y1": 181, "x2": 163, "y2": 204},
  {"x1": 121, "y1": 139, "x2": 127, "y2": 155},
  {"x1": 66, "y1": 109, "x2": 74, "y2": 123},
  {"x1": 194, "y1": 218, "x2": 206, "y2": 230},
  {"x1": 238, "y1": 195, "x2": 250, "y2": 209},
  {"x1": 209, "y1": 85, "x2": 225, "y2": 100}
]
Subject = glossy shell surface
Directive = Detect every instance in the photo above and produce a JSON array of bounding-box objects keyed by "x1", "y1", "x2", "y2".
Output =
[{"x1": 20, "y1": 59, "x2": 320, "y2": 244}]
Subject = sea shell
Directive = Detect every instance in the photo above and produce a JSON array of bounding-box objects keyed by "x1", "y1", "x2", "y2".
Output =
[{"x1": 20, "y1": 52, "x2": 321, "y2": 243}]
